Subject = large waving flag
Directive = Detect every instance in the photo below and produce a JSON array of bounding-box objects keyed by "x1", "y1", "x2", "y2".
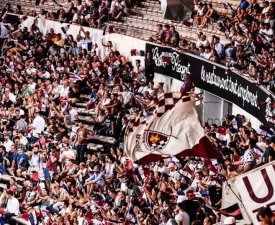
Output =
[{"x1": 124, "y1": 93, "x2": 221, "y2": 163}]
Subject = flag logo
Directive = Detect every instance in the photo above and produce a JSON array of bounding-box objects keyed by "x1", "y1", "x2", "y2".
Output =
[{"x1": 146, "y1": 130, "x2": 170, "y2": 151}]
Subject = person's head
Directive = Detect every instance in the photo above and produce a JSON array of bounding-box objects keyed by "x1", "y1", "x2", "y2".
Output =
[
  {"x1": 160, "y1": 211, "x2": 169, "y2": 222},
  {"x1": 4, "y1": 134, "x2": 10, "y2": 141},
  {"x1": 224, "y1": 217, "x2": 236, "y2": 225},
  {"x1": 213, "y1": 35, "x2": 220, "y2": 44},
  {"x1": 122, "y1": 117, "x2": 128, "y2": 125},
  {"x1": 33, "y1": 146, "x2": 39, "y2": 154},
  {"x1": 6, "y1": 190, "x2": 14, "y2": 199},
  {"x1": 135, "y1": 59, "x2": 141, "y2": 66},
  {"x1": 17, "y1": 148, "x2": 23, "y2": 156},
  {"x1": 201, "y1": 35, "x2": 207, "y2": 41},
  {"x1": 205, "y1": 46, "x2": 211, "y2": 53},
  {"x1": 248, "y1": 138, "x2": 257, "y2": 149},
  {"x1": 257, "y1": 206, "x2": 273, "y2": 225},
  {"x1": 204, "y1": 217, "x2": 213, "y2": 225},
  {"x1": 78, "y1": 121, "x2": 84, "y2": 128},
  {"x1": 0, "y1": 145, "x2": 6, "y2": 154},
  {"x1": 164, "y1": 24, "x2": 170, "y2": 31},
  {"x1": 265, "y1": 23, "x2": 271, "y2": 30},
  {"x1": 157, "y1": 24, "x2": 163, "y2": 30},
  {"x1": 93, "y1": 165, "x2": 100, "y2": 173},
  {"x1": 270, "y1": 136, "x2": 275, "y2": 145},
  {"x1": 85, "y1": 31, "x2": 90, "y2": 38},
  {"x1": 186, "y1": 190, "x2": 196, "y2": 200}
]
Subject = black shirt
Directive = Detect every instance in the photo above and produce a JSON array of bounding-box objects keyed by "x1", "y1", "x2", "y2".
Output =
[{"x1": 263, "y1": 146, "x2": 275, "y2": 163}]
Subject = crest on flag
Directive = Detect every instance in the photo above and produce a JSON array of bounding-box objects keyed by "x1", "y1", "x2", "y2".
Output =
[{"x1": 145, "y1": 129, "x2": 171, "y2": 152}]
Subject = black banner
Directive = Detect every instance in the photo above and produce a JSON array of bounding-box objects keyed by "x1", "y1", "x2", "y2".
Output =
[{"x1": 146, "y1": 43, "x2": 273, "y2": 126}]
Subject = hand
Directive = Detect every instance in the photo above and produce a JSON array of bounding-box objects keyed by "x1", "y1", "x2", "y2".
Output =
[{"x1": 218, "y1": 168, "x2": 227, "y2": 177}]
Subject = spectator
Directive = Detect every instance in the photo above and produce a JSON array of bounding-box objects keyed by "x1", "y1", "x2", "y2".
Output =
[
  {"x1": 211, "y1": 36, "x2": 224, "y2": 59},
  {"x1": 0, "y1": 190, "x2": 20, "y2": 225},
  {"x1": 257, "y1": 206, "x2": 275, "y2": 225},
  {"x1": 262, "y1": 136, "x2": 275, "y2": 163}
]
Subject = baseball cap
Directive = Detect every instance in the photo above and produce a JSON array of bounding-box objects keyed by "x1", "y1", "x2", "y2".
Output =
[{"x1": 224, "y1": 217, "x2": 236, "y2": 225}]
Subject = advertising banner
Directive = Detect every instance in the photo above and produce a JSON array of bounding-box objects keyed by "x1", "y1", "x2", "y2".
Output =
[
  {"x1": 235, "y1": 162, "x2": 275, "y2": 224},
  {"x1": 146, "y1": 43, "x2": 273, "y2": 126}
]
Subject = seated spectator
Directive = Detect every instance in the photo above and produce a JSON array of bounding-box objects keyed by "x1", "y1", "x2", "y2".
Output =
[
  {"x1": 194, "y1": 2, "x2": 208, "y2": 26},
  {"x1": 0, "y1": 190, "x2": 20, "y2": 225},
  {"x1": 8, "y1": 148, "x2": 29, "y2": 177},
  {"x1": 170, "y1": 26, "x2": 180, "y2": 47},
  {"x1": 200, "y1": 3, "x2": 218, "y2": 27},
  {"x1": 196, "y1": 34, "x2": 210, "y2": 48},
  {"x1": 211, "y1": 36, "x2": 224, "y2": 59},
  {"x1": 226, "y1": 138, "x2": 257, "y2": 176},
  {"x1": 150, "y1": 24, "x2": 165, "y2": 42},
  {"x1": 200, "y1": 46, "x2": 212, "y2": 60}
]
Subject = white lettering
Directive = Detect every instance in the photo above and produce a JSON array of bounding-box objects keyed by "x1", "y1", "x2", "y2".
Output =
[{"x1": 200, "y1": 66, "x2": 259, "y2": 109}]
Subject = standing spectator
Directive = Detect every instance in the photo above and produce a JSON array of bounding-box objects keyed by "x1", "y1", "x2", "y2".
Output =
[
  {"x1": 31, "y1": 111, "x2": 46, "y2": 141},
  {"x1": 144, "y1": 52, "x2": 155, "y2": 83},
  {"x1": 262, "y1": 136, "x2": 275, "y2": 163},
  {"x1": 175, "y1": 202, "x2": 190, "y2": 225},
  {"x1": 75, "y1": 121, "x2": 90, "y2": 162}
]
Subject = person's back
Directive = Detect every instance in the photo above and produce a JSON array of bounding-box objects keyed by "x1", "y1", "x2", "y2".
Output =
[{"x1": 175, "y1": 211, "x2": 190, "y2": 225}]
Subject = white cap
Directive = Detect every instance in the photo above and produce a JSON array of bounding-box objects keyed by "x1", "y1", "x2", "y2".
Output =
[{"x1": 224, "y1": 217, "x2": 236, "y2": 225}]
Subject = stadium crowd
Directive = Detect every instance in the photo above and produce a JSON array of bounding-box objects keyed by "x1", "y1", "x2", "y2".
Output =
[
  {"x1": 1, "y1": 0, "x2": 137, "y2": 29},
  {"x1": 150, "y1": 1, "x2": 275, "y2": 93},
  {"x1": 0, "y1": 19, "x2": 273, "y2": 225}
]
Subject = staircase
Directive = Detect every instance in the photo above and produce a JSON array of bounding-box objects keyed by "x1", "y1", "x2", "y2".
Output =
[{"x1": 75, "y1": 94, "x2": 117, "y2": 153}]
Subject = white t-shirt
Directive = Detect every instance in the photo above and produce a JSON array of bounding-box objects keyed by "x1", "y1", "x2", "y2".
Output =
[
  {"x1": 6, "y1": 197, "x2": 20, "y2": 215},
  {"x1": 4, "y1": 139, "x2": 14, "y2": 152},
  {"x1": 175, "y1": 211, "x2": 190, "y2": 225},
  {"x1": 60, "y1": 149, "x2": 76, "y2": 163},
  {"x1": 28, "y1": 82, "x2": 36, "y2": 93},
  {"x1": 32, "y1": 115, "x2": 46, "y2": 136},
  {"x1": 59, "y1": 86, "x2": 70, "y2": 98},
  {"x1": 138, "y1": 85, "x2": 149, "y2": 95},
  {"x1": 121, "y1": 91, "x2": 133, "y2": 105},
  {"x1": 69, "y1": 108, "x2": 78, "y2": 121},
  {"x1": 8, "y1": 92, "x2": 16, "y2": 103},
  {"x1": 81, "y1": 37, "x2": 93, "y2": 51},
  {"x1": 200, "y1": 52, "x2": 212, "y2": 60}
]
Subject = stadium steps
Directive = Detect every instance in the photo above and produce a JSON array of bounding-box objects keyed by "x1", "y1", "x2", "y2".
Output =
[
  {"x1": 87, "y1": 143, "x2": 104, "y2": 151},
  {"x1": 73, "y1": 99, "x2": 118, "y2": 148},
  {"x1": 77, "y1": 108, "x2": 96, "y2": 116},
  {"x1": 75, "y1": 102, "x2": 88, "y2": 108},
  {"x1": 0, "y1": 0, "x2": 56, "y2": 14},
  {"x1": 0, "y1": 0, "x2": 233, "y2": 45},
  {"x1": 77, "y1": 115, "x2": 97, "y2": 125},
  {"x1": 0, "y1": 174, "x2": 25, "y2": 182}
]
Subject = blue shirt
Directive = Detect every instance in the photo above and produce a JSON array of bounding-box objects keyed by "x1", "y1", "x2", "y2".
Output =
[
  {"x1": 14, "y1": 152, "x2": 29, "y2": 169},
  {"x1": 87, "y1": 172, "x2": 105, "y2": 187},
  {"x1": 239, "y1": 0, "x2": 249, "y2": 10}
]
